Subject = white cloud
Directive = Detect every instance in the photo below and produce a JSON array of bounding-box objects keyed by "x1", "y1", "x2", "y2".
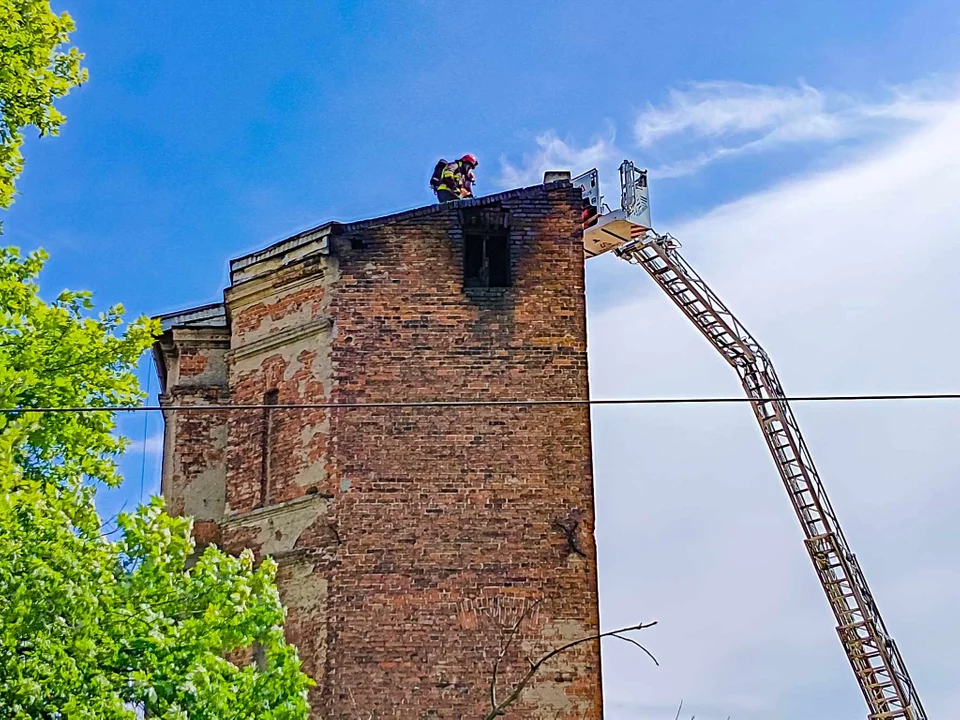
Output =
[
  {"x1": 590, "y1": 100, "x2": 960, "y2": 719},
  {"x1": 634, "y1": 79, "x2": 959, "y2": 177},
  {"x1": 497, "y1": 79, "x2": 960, "y2": 193},
  {"x1": 131, "y1": 433, "x2": 164, "y2": 456},
  {"x1": 497, "y1": 128, "x2": 619, "y2": 188},
  {"x1": 636, "y1": 80, "x2": 832, "y2": 146}
]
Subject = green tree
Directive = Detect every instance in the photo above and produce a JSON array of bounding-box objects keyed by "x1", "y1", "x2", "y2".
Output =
[
  {"x1": 0, "y1": 0, "x2": 86, "y2": 208},
  {"x1": 0, "y1": 5, "x2": 313, "y2": 717},
  {"x1": 0, "y1": 249, "x2": 313, "y2": 719}
]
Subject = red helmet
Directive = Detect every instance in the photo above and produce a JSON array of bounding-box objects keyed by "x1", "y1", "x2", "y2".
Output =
[{"x1": 460, "y1": 153, "x2": 478, "y2": 166}]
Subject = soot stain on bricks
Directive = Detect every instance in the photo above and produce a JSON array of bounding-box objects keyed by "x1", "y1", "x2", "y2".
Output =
[{"x1": 152, "y1": 181, "x2": 603, "y2": 719}]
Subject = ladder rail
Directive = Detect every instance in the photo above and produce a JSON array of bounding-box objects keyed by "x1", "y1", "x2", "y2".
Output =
[{"x1": 610, "y1": 230, "x2": 927, "y2": 720}]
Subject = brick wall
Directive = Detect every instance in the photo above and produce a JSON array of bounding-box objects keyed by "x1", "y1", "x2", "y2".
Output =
[
  {"x1": 155, "y1": 324, "x2": 229, "y2": 525},
  {"x1": 155, "y1": 181, "x2": 603, "y2": 719}
]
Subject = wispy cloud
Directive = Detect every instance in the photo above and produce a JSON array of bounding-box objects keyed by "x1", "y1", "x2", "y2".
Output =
[
  {"x1": 634, "y1": 79, "x2": 958, "y2": 177},
  {"x1": 591, "y1": 100, "x2": 960, "y2": 719},
  {"x1": 127, "y1": 433, "x2": 164, "y2": 456},
  {"x1": 498, "y1": 128, "x2": 619, "y2": 188},
  {"x1": 636, "y1": 80, "x2": 833, "y2": 146},
  {"x1": 498, "y1": 79, "x2": 960, "y2": 190}
]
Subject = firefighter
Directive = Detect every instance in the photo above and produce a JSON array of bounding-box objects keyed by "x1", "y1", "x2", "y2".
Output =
[{"x1": 434, "y1": 154, "x2": 478, "y2": 202}]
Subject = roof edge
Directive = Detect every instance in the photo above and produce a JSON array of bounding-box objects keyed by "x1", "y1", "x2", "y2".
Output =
[
  {"x1": 227, "y1": 179, "x2": 573, "y2": 276},
  {"x1": 154, "y1": 302, "x2": 227, "y2": 331},
  {"x1": 229, "y1": 222, "x2": 338, "y2": 276},
  {"x1": 337, "y1": 178, "x2": 573, "y2": 233}
]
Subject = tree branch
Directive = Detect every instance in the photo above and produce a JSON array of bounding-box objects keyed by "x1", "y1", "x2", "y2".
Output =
[
  {"x1": 609, "y1": 630, "x2": 660, "y2": 667},
  {"x1": 484, "y1": 620, "x2": 658, "y2": 719},
  {"x1": 489, "y1": 600, "x2": 540, "y2": 712}
]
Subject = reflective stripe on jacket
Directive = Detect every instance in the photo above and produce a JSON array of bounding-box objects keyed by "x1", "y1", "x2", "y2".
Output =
[{"x1": 436, "y1": 161, "x2": 474, "y2": 198}]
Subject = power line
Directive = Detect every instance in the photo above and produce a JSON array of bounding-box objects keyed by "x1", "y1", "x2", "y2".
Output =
[{"x1": 3, "y1": 392, "x2": 960, "y2": 413}]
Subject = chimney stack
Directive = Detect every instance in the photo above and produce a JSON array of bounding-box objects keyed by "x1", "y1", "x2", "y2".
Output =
[{"x1": 542, "y1": 170, "x2": 571, "y2": 184}]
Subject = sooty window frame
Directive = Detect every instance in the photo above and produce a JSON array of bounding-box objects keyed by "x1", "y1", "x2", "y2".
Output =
[{"x1": 462, "y1": 207, "x2": 511, "y2": 289}]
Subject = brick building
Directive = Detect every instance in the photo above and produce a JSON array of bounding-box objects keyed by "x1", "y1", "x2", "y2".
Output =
[{"x1": 153, "y1": 177, "x2": 604, "y2": 718}]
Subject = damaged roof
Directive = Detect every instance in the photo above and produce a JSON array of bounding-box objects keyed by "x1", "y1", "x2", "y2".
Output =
[{"x1": 156, "y1": 178, "x2": 573, "y2": 330}]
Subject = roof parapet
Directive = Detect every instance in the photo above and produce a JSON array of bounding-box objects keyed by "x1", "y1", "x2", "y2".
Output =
[
  {"x1": 229, "y1": 222, "x2": 338, "y2": 285},
  {"x1": 155, "y1": 302, "x2": 227, "y2": 331},
  {"x1": 226, "y1": 179, "x2": 575, "y2": 286}
]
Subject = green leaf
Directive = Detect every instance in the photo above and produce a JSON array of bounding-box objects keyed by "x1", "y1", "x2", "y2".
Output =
[
  {"x1": 0, "y1": 248, "x2": 313, "y2": 717},
  {"x1": 0, "y1": 0, "x2": 87, "y2": 208}
]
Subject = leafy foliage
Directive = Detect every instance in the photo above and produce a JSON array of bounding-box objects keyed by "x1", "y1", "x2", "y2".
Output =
[
  {"x1": 0, "y1": 250, "x2": 313, "y2": 718},
  {"x1": 0, "y1": 0, "x2": 86, "y2": 208},
  {"x1": 0, "y1": 247, "x2": 155, "y2": 489},
  {"x1": 0, "y1": 8, "x2": 312, "y2": 715}
]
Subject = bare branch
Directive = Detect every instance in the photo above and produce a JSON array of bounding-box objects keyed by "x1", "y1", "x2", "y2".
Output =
[
  {"x1": 609, "y1": 630, "x2": 659, "y2": 667},
  {"x1": 484, "y1": 620, "x2": 658, "y2": 720},
  {"x1": 489, "y1": 600, "x2": 540, "y2": 713}
]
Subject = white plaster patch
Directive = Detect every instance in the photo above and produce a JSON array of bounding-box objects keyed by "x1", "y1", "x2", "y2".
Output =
[
  {"x1": 182, "y1": 465, "x2": 227, "y2": 521},
  {"x1": 523, "y1": 682, "x2": 578, "y2": 717},
  {"x1": 293, "y1": 462, "x2": 328, "y2": 489},
  {"x1": 230, "y1": 498, "x2": 327, "y2": 556},
  {"x1": 300, "y1": 421, "x2": 328, "y2": 446},
  {"x1": 280, "y1": 558, "x2": 329, "y2": 611},
  {"x1": 179, "y1": 425, "x2": 227, "y2": 521}
]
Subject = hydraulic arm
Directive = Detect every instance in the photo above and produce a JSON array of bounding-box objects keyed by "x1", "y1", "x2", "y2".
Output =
[{"x1": 581, "y1": 162, "x2": 927, "y2": 719}]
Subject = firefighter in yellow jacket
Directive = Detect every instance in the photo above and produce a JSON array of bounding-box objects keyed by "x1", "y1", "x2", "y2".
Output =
[{"x1": 434, "y1": 154, "x2": 478, "y2": 202}]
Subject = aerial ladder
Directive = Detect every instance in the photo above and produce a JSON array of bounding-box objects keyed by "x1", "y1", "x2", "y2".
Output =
[{"x1": 575, "y1": 162, "x2": 927, "y2": 720}]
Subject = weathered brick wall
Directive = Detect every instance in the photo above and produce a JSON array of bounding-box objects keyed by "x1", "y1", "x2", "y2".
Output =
[
  {"x1": 155, "y1": 326, "x2": 229, "y2": 532},
  {"x1": 319, "y1": 184, "x2": 601, "y2": 719},
  {"x1": 222, "y1": 248, "x2": 339, "y2": 515},
  {"x1": 156, "y1": 181, "x2": 603, "y2": 719}
]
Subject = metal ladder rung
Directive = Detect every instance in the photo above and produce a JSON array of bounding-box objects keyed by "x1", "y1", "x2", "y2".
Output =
[
  {"x1": 822, "y1": 580, "x2": 857, "y2": 595},
  {"x1": 849, "y1": 647, "x2": 886, "y2": 661},
  {"x1": 854, "y1": 653, "x2": 890, "y2": 667},
  {"x1": 690, "y1": 313, "x2": 717, "y2": 326},
  {"x1": 861, "y1": 676, "x2": 898, "y2": 690},
  {"x1": 858, "y1": 671, "x2": 896, "y2": 686},
  {"x1": 818, "y1": 550, "x2": 849, "y2": 568},
  {"x1": 838, "y1": 620, "x2": 874, "y2": 632}
]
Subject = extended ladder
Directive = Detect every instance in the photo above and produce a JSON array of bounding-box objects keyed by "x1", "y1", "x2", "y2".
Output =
[{"x1": 608, "y1": 228, "x2": 927, "y2": 720}]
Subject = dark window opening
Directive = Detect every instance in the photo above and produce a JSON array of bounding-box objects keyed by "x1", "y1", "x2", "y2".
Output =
[
  {"x1": 464, "y1": 232, "x2": 510, "y2": 288},
  {"x1": 260, "y1": 389, "x2": 279, "y2": 507}
]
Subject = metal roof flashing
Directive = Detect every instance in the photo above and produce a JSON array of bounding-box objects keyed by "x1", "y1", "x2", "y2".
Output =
[{"x1": 155, "y1": 302, "x2": 227, "y2": 332}]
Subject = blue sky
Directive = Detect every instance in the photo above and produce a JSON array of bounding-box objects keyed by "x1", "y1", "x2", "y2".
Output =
[
  {"x1": 5, "y1": 2, "x2": 960, "y2": 718},
  {"x1": 8, "y1": 1, "x2": 958, "y2": 318}
]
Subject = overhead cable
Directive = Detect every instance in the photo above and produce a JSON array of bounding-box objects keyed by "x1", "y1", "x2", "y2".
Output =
[{"x1": 3, "y1": 392, "x2": 960, "y2": 413}]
